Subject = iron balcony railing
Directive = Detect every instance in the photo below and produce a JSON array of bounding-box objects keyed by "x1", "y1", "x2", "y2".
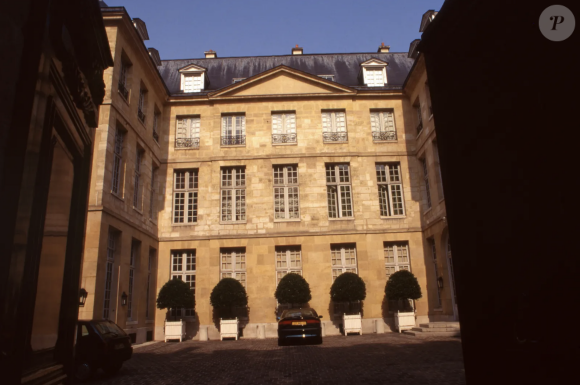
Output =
[
  {"x1": 221, "y1": 135, "x2": 246, "y2": 146},
  {"x1": 175, "y1": 138, "x2": 200, "y2": 148},
  {"x1": 322, "y1": 132, "x2": 348, "y2": 143},
  {"x1": 272, "y1": 133, "x2": 297, "y2": 144},
  {"x1": 118, "y1": 81, "x2": 129, "y2": 100},
  {"x1": 138, "y1": 109, "x2": 146, "y2": 124},
  {"x1": 372, "y1": 131, "x2": 397, "y2": 142}
]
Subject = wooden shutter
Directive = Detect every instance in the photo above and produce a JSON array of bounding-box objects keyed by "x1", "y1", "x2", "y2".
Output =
[
  {"x1": 370, "y1": 112, "x2": 379, "y2": 131},
  {"x1": 285, "y1": 114, "x2": 296, "y2": 134},
  {"x1": 335, "y1": 112, "x2": 346, "y2": 132},
  {"x1": 271, "y1": 114, "x2": 282, "y2": 134},
  {"x1": 321, "y1": 112, "x2": 331, "y2": 132}
]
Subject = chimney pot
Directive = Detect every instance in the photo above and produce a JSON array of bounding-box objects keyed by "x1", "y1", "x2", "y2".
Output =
[
  {"x1": 204, "y1": 50, "x2": 217, "y2": 58},
  {"x1": 377, "y1": 44, "x2": 390, "y2": 53},
  {"x1": 292, "y1": 45, "x2": 303, "y2": 55}
]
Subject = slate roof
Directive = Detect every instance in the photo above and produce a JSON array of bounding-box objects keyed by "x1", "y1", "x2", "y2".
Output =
[{"x1": 158, "y1": 53, "x2": 415, "y2": 95}]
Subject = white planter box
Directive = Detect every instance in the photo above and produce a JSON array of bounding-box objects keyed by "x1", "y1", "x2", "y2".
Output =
[
  {"x1": 343, "y1": 313, "x2": 362, "y2": 336},
  {"x1": 220, "y1": 318, "x2": 239, "y2": 340},
  {"x1": 395, "y1": 311, "x2": 416, "y2": 333},
  {"x1": 164, "y1": 320, "x2": 185, "y2": 342}
]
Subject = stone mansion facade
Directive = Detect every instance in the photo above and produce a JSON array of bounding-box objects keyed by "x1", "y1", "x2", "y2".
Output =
[{"x1": 79, "y1": 4, "x2": 454, "y2": 343}]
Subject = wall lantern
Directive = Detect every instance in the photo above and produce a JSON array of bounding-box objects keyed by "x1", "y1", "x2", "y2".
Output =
[
  {"x1": 121, "y1": 292, "x2": 128, "y2": 306},
  {"x1": 79, "y1": 288, "x2": 88, "y2": 307},
  {"x1": 437, "y1": 277, "x2": 444, "y2": 289}
]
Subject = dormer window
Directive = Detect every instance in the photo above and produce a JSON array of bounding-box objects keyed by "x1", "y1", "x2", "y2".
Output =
[
  {"x1": 232, "y1": 78, "x2": 246, "y2": 84},
  {"x1": 179, "y1": 63, "x2": 208, "y2": 93},
  {"x1": 359, "y1": 59, "x2": 388, "y2": 87},
  {"x1": 318, "y1": 75, "x2": 334, "y2": 82}
]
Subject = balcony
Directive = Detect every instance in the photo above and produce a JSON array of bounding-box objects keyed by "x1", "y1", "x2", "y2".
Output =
[
  {"x1": 323, "y1": 132, "x2": 348, "y2": 143},
  {"x1": 372, "y1": 131, "x2": 397, "y2": 142},
  {"x1": 272, "y1": 133, "x2": 297, "y2": 144},
  {"x1": 175, "y1": 138, "x2": 200, "y2": 149},
  {"x1": 221, "y1": 135, "x2": 246, "y2": 146},
  {"x1": 118, "y1": 81, "x2": 129, "y2": 100},
  {"x1": 138, "y1": 109, "x2": 146, "y2": 124}
]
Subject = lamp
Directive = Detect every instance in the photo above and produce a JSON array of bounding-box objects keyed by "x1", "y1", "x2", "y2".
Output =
[
  {"x1": 79, "y1": 288, "x2": 88, "y2": 307},
  {"x1": 121, "y1": 291, "x2": 128, "y2": 306},
  {"x1": 437, "y1": 277, "x2": 444, "y2": 289}
]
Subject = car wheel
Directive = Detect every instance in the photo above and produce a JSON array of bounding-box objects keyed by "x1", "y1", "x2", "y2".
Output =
[
  {"x1": 103, "y1": 362, "x2": 123, "y2": 375},
  {"x1": 315, "y1": 336, "x2": 323, "y2": 345},
  {"x1": 75, "y1": 362, "x2": 94, "y2": 382}
]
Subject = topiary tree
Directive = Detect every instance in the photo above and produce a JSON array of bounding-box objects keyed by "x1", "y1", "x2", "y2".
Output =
[
  {"x1": 330, "y1": 272, "x2": 366, "y2": 314},
  {"x1": 156, "y1": 279, "x2": 195, "y2": 320},
  {"x1": 385, "y1": 270, "x2": 422, "y2": 312},
  {"x1": 275, "y1": 273, "x2": 312, "y2": 306},
  {"x1": 210, "y1": 278, "x2": 248, "y2": 319}
]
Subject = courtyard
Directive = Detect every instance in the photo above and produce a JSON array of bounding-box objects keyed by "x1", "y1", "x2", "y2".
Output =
[{"x1": 88, "y1": 334, "x2": 465, "y2": 385}]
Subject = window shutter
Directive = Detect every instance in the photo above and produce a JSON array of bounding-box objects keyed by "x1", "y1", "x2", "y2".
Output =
[
  {"x1": 272, "y1": 114, "x2": 282, "y2": 134},
  {"x1": 222, "y1": 116, "x2": 230, "y2": 136},
  {"x1": 191, "y1": 117, "x2": 200, "y2": 138},
  {"x1": 384, "y1": 111, "x2": 395, "y2": 132},
  {"x1": 177, "y1": 118, "x2": 186, "y2": 140},
  {"x1": 322, "y1": 112, "x2": 331, "y2": 132},
  {"x1": 370, "y1": 112, "x2": 379, "y2": 132}
]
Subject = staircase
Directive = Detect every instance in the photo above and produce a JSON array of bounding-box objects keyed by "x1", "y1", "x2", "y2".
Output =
[{"x1": 403, "y1": 322, "x2": 461, "y2": 337}]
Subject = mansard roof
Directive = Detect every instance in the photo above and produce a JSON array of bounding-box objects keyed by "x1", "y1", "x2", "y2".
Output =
[{"x1": 159, "y1": 52, "x2": 415, "y2": 95}]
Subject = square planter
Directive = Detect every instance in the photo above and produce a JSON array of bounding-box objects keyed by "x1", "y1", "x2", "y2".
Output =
[
  {"x1": 395, "y1": 311, "x2": 416, "y2": 333},
  {"x1": 343, "y1": 313, "x2": 362, "y2": 336},
  {"x1": 164, "y1": 320, "x2": 185, "y2": 342},
  {"x1": 220, "y1": 318, "x2": 239, "y2": 340}
]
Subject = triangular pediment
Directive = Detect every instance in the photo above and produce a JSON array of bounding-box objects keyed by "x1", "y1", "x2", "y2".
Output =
[
  {"x1": 209, "y1": 66, "x2": 355, "y2": 98},
  {"x1": 179, "y1": 63, "x2": 207, "y2": 72},
  {"x1": 360, "y1": 58, "x2": 389, "y2": 66}
]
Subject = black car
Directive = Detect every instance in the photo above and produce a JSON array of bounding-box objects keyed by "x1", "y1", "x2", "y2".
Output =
[
  {"x1": 277, "y1": 308, "x2": 323, "y2": 345},
  {"x1": 75, "y1": 319, "x2": 133, "y2": 381}
]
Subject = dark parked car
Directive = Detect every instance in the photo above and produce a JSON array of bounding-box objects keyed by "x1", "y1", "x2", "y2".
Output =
[
  {"x1": 75, "y1": 319, "x2": 133, "y2": 381},
  {"x1": 277, "y1": 308, "x2": 323, "y2": 345}
]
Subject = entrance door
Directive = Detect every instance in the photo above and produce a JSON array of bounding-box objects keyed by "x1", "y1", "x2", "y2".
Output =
[{"x1": 446, "y1": 237, "x2": 458, "y2": 321}]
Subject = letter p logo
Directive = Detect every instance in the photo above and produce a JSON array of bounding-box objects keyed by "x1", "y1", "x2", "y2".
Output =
[
  {"x1": 540, "y1": 6, "x2": 575, "y2": 41},
  {"x1": 550, "y1": 15, "x2": 565, "y2": 30}
]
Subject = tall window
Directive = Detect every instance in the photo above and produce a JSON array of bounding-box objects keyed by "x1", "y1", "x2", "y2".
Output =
[
  {"x1": 430, "y1": 239, "x2": 442, "y2": 308},
  {"x1": 176, "y1": 116, "x2": 200, "y2": 149},
  {"x1": 326, "y1": 164, "x2": 353, "y2": 218},
  {"x1": 421, "y1": 158, "x2": 432, "y2": 209},
  {"x1": 275, "y1": 246, "x2": 302, "y2": 284},
  {"x1": 273, "y1": 165, "x2": 299, "y2": 220},
  {"x1": 385, "y1": 242, "x2": 412, "y2": 311},
  {"x1": 220, "y1": 248, "x2": 246, "y2": 287},
  {"x1": 128, "y1": 240, "x2": 139, "y2": 320},
  {"x1": 221, "y1": 115, "x2": 245, "y2": 146},
  {"x1": 146, "y1": 248, "x2": 156, "y2": 319},
  {"x1": 173, "y1": 169, "x2": 198, "y2": 224},
  {"x1": 370, "y1": 110, "x2": 397, "y2": 141},
  {"x1": 364, "y1": 68, "x2": 384, "y2": 87},
  {"x1": 271, "y1": 112, "x2": 297, "y2": 144},
  {"x1": 152, "y1": 110, "x2": 160, "y2": 142},
  {"x1": 111, "y1": 127, "x2": 124, "y2": 195},
  {"x1": 322, "y1": 111, "x2": 347, "y2": 142},
  {"x1": 183, "y1": 74, "x2": 202, "y2": 93},
  {"x1": 138, "y1": 86, "x2": 147, "y2": 123},
  {"x1": 433, "y1": 142, "x2": 444, "y2": 200},
  {"x1": 376, "y1": 163, "x2": 405, "y2": 217},
  {"x1": 221, "y1": 167, "x2": 245, "y2": 222},
  {"x1": 171, "y1": 250, "x2": 196, "y2": 317},
  {"x1": 331, "y1": 244, "x2": 357, "y2": 281},
  {"x1": 149, "y1": 166, "x2": 158, "y2": 221},
  {"x1": 415, "y1": 101, "x2": 423, "y2": 134},
  {"x1": 103, "y1": 229, "x2": 117, "y2": 320},
  {"x1": 118, "y1": 59, "x2": 129, "y2": 99},
  {"x1": 133, "y1": 149, "x2": 143, "y2": 209}
]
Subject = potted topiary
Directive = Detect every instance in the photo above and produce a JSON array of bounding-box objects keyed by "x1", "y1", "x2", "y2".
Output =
[
  {"x1": 330, "y1": 272, "x2": 366, "y2": 336},
  {"x1": 210, "y1": 278, "x2": 248, "y2": 340},
  {"x1": 274, "y1": 273, "x2": 312, "y2": 316},
  {"x1": 156, "y1": 279, "x2": 195, "y2": 342},
  {"x1": 385, "y1": 270, "x2": 422, "y2": 333}
]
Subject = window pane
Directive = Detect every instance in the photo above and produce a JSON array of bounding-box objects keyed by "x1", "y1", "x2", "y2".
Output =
[
  {"x1": 235, "y1": 189, "x2": 246, "y2": 221},
  {"x1": 338, "y1": 165, "x2": 350, "y2": 183},
  {"x1": 390, "y1": 184, "x2": 404, "y2": 215},
  {"x1": 221, "y1": 190, "x2": 232, "y2": 221},
  {"x1": 288, "y1": 187, "x2": 300, "y2": 219},
  {"x1": 274, "y1": 187, "x2": 285, "y2": 219},
  {"x1": 174, "y1": 192, "x2": 185, "y2": 223},
  {"x1": 172, "y1": 253, "x2": 182, "y2": 271},
  {"x1": 376, "y1": 164, "x2": 387, "y2": 183},
  {"x1": 327, "y1": 186, "x2": 338, "y2": 218},
  {"x1": 186, "y1": 251, "x2": 196, "y2": 271},
  {"x1": 325, "y1": 165, "x2": 336, "y2": 183},
  {"x1": 384, "y1": 245, "x2": 395, "y2": 264},
  {"x1": 340, "y1": 185, "x2": 353, "y2": 217}
]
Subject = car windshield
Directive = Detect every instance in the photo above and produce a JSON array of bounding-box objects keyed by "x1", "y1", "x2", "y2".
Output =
[
  {"x1": 94, "y1": 321, "x2": 126, "y2": 337},
  {"x1": 281, "y1": 309, "x2": 318, "y2": 318}
]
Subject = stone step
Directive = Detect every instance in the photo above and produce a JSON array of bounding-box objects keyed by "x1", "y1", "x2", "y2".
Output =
[
  {"x1": 411, "y1": 326, "x2": 459, "y2": 333},
  {"x1": 403, "y1": 330, "x2": 461, "y2": 337},
  {"x1": 418, "y1": 322, "x2": 460, "y2": 329}
]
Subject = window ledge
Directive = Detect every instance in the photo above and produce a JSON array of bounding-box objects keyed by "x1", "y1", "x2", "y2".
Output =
[
  {"x1": 175, "y1": 146, "x2": 200, "y2": 151},
  {"x1": 132, "y1": 207, "x2": 143, "y2": 215},
  {"x1": 323, "y1": 141, "x2": 349, "y2": 144},
  {"x1": 117, "y1": 90, "x2": 130, "y2": 106},
  {"x1": 373, "y1": 140, "x2": 398, "y2": 143},
  {"x1": 423, "y1": 207, "x2": 432, "y2": 215},
  {"x1": 171, "y1": 222, "x2": 197, "y2": 227},
  {"x1": 126, "y1": 321, "x2": 138, "y2": 325},
  {"x1": 138, "y1": 117, "x2": 146, "y2": 129},
  {"x1": 328, "y1": 217, "x2": 355, "y2": 221},
  {"x1": 153, "y1": 138, "x2": 161, "y2": 148},
  {"x1": 428, "y1": 114, "x2": 434, "y2": 121},
  {"x1": 274, "y1": 218, "x2": 301, "y2": 223},
  {"x1": 219, "y1": 221, "x2": 248, "y2": 225},
  {"x1": 380, "y1": 215, "x2": 406, "y2": 219},
  {"x1": 148, "y1": 218, "x2": 158, "y2": 225},
  {"x1": 272, "y1": 142, "x2": 298, "y2": 146},
  {"x1": 111, "y1": 192, "x2": 124, "y2": 202},
  {"x1": 416, "y1": 129, "x2": 424, "y2": 138},
  {"x1": 433, "y1": 308, "x2": 443, "y2": 312},
  {"x1": 145, "y1": 320, "x2": 155, "y2": 324},
  {"x1": 220, "y1": 145, "x2": 246, "y2": 148}
]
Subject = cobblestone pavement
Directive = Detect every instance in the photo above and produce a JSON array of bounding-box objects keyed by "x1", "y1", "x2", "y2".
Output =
[{"x1": 89, "y1": 334, "x2": 465, "y2": 385}]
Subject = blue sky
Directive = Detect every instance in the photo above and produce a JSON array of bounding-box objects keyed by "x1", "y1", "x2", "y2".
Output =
[{"x1": 107, "y1": 0, "x2": 445, "y2": 59}]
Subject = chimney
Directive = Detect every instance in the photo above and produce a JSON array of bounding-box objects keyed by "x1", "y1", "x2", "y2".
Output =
[
  {"x1": 292, "y1": 44, "x2": 303, "y2": 55},
  {"x1": 148, "y1": 48, "x2": 161, "y2": 66},
  {"x1": 377, "y1": 42, "x2": 390, "y2": 53},
  {"x1": 204, "y1": 50, "x2": 217, "y2": 58}
]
